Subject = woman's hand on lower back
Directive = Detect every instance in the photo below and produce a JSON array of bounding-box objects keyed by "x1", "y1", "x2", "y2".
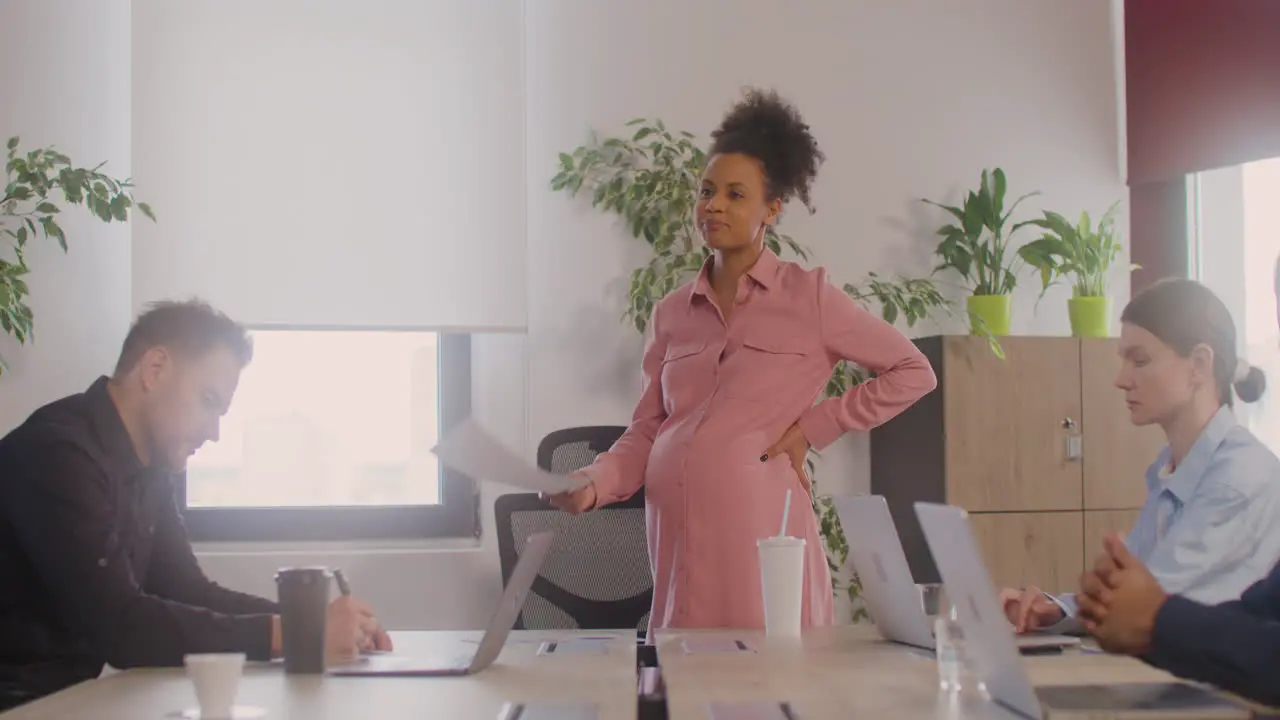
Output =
[{"x1": 762, "y1": 423, "x2": 812, "y2": 495}]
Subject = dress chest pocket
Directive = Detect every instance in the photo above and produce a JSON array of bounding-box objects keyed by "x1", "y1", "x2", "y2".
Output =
[
  {"x1": 722, "y1": 335, "x2": 814, "y2": 401},
  {"x1": 660, "y1": 340, "x2": 708, "y2": 412}
]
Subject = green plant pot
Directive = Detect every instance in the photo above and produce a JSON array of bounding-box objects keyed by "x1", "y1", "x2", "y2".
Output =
[
  {"x1": 1068, "y1": 296, "x2": 1111, "y2": 338},
  {"x1": 967, "y1": 294, "x2": 1012, "y2": 336}
]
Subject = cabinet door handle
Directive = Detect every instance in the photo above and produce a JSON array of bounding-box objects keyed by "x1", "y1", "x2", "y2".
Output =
[
  {"x1": 1062, "y1": 418, "x2": 1082, "y2": 461},
  {"x1": 1066, "y1": 434, "x2": 1083, "y2": 461}
]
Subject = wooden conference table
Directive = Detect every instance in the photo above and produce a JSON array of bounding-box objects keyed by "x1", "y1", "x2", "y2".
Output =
[
  {"x1": 0, "y1": 630, "x2": 639, "y2": 720},
  {"x1": 654, "y1": 626, "x2": 1271, "y2": 719},
  {"x1": 1, "y1": 626, "x2": 1270, "y2": 719}
]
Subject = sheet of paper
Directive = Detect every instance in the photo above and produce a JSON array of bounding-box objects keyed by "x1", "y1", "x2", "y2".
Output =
[{"x1": 431, "y1": 418, "x2": 590, "y2": 495}]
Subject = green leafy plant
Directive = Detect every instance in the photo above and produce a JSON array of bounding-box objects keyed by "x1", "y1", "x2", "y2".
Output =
[
  {"x1": 553, "y1": 118, "x2": 952, "y2": 622},
  {"x1": 924, "y1": 167, "x2": 1037, "y2": 296},
  {"x1": 2, "y1": 136, "x2": 154, "y2": 372},
  {"x1": 1016, "y1": 200, "x2": 1126, "y2": 298}
]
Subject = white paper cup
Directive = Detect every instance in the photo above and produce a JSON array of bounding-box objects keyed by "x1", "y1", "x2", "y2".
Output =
[
  {"x1": 184, "y1": 653, "x2": 246, "y2": 719},
  {"x1": 757, "y1": 535, "x2": 805, "y2": 637}
]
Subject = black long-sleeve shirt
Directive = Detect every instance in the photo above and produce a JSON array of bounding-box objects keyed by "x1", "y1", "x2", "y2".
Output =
[
  {"x1": 0, "y1": 377, "x2": 280, "y2": 711},
  {"x1": 1142, "y1": 563, "x2": 1280, "y2": 707}
]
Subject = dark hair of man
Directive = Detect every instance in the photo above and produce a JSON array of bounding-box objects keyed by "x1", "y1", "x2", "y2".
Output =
[{"x1": 113, "y1": 299, "x2": 253, "y2": 377}]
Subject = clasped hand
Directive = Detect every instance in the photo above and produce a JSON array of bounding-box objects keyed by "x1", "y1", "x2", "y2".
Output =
[{"x1": 1076, "y1": 533, "x2": 1168, "y2": 655}]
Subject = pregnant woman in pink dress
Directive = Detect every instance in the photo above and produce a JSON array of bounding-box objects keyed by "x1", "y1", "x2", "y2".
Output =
[{"x1": 548, "y1": 89, "x2": 937, "y2": 630}]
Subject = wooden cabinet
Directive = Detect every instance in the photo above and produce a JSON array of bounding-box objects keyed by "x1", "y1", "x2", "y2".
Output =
[
  {"x1": 941, "y1": 336, "x2": 1082, "y2": 512},
  {"x1": 969, "y1": 513, "x2": 1085, "y2": 593},
  {"x1": 870, "y1": 336, "x2": 1164, "y2": 594},
  {"x1": 1081, "y1": 340, "x2": 1157, "y2": 509},
  {"x1": 1083, "y1": 509, "x2": 1143, "y2": 568}
]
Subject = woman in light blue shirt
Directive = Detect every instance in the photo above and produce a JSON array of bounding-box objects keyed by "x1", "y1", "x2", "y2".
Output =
[{"x1": 1002, "y1": 278, "x2": 1280, "y2": 634}]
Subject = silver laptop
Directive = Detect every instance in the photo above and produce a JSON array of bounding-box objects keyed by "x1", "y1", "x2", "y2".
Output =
[
  {"x1": 833, "y1": 495, "x2": 1077, "y2": 652},
  {"x1": 914, "y1": 503, "x2": 1249, "y2": 720},
  {"x1": 328, "y1": 531, "x2": 554, "y2": 677}
]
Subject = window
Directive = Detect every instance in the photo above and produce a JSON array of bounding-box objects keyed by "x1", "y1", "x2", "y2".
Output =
[
  {"x1": 1239, "y1": 158, "x2": 1280, "y2": 452},
  {"x1": 1240, "y1": 159, "x2": 1280, "y2": 350},
  {"x1": 1190, "y1": 156, "x2": 1280, "y2": 452},
  {"x1": 178, "y1": 330, "x2": 475, "y2": 542}
]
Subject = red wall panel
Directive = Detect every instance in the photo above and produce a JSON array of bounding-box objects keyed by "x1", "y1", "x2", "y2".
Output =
[
  {"x1": 1126, "y1": 0, "x2": 1280, "y2": 295},
  {"x1": 1129, "y1": 179, "x2": 1188, "y2": 294},
  {"x1": 1126, "y1": 0, "x2": 1280, "y2": 185}
]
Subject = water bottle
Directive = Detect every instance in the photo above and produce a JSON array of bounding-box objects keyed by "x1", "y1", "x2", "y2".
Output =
[
  {"x1": 936, "y1": 603, "x2": 989, "y2": 698},
  {"x1": 934, "y1": 605, "x2": 963, "y2": 693}
]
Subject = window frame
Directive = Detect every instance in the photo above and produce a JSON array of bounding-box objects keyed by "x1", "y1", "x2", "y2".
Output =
[{"x1": 178, "y1": 331, "x2": 477, "y2": 543}]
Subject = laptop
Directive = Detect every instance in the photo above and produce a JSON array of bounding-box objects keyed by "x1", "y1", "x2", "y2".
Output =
[
  {"x1": 328, "y1": 530, "x2": 554, "y2": 677},
  {"x1": 832, "y1": 495, "x2": 1077, "y2": 652},
  {"x1": 913, "y1": 502, "x2": 1250, "y2": 719}
]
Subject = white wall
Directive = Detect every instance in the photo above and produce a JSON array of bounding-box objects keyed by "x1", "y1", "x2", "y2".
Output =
[
  {"x1": 198, "y1": 0, "x2": 1126, "y2": 630},
  {"x1": 524, "y1": 0, "x2": 1128, "y2": 490},
  {"x1": 5, "y1": 0, "x2": 1128, "y2": 630},
  {"x1": 0, "y1": 0, "x2": 133, "y2": 432}
]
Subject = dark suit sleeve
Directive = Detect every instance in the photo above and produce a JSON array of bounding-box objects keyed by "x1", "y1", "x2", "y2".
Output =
[
  {"x1": 1141, "y1": 566, "x2": 1280, "y2": 707},
  {"x1": 144, "y1": 481, "x2": 280, "y2": 616},
  {"x1": 1, "y1": 438, "x2": 274, "y2": 668}
]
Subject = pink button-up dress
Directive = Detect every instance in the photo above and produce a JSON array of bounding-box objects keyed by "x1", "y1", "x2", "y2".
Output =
[{"x1": 582, "y1": 249, "x2": 937, "y2": 630}]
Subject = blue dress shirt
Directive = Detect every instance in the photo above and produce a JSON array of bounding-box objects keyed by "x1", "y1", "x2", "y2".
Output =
[{"x1": 1046, "y1": 406, "x2": 1280, "y2": 631}]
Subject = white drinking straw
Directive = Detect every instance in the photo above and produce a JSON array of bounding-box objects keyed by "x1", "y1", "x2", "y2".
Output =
[{"x1": 778, "y1": 488, "x2": 792, "y2": 538}]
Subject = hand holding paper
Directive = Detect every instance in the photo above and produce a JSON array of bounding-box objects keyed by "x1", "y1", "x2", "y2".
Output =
[{"x1": 431, "y1": 418, "x2": 591, "y2": 495}]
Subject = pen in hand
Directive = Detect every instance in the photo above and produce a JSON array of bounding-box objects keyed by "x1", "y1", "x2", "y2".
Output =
[{"x1": 334, "y1": 569, "x2": 388, "y2": 655}]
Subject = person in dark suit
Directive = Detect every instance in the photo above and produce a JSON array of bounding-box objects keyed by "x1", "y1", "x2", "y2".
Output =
[
  {"x1": 1078, "y1": 534, "x2": 1280, "y2": 706},
  {"x1": 0, "y1": 299, "x2": 391, "y2": 711}
]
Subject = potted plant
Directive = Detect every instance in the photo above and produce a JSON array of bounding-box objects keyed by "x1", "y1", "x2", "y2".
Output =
[
  {"x1": 1016, "y1": 201, "x2": 1126, "y2": 338},
  {"x1": 552, "y1": 118, "x2": 952, "y2": 621},
  {"x1": 923, "y1": 168, "x2": 1038, "y2": 336},
  {"x1": 2, "y1": 136, "x2": 154, "y2": 373}
]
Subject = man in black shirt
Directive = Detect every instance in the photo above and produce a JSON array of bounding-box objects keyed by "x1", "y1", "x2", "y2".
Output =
[{"x1": 0, "y1": 300, "x2": 391, "y2": 711}]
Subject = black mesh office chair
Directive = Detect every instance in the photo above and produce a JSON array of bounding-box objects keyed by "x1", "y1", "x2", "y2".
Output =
[{"x1": 493, "y1": 426, "x2": 653, "y2": 634}]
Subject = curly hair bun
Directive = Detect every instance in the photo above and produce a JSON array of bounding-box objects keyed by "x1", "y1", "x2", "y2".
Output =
[{"x1": 709, "y1": 87, "x2": 825, "y2": 213}]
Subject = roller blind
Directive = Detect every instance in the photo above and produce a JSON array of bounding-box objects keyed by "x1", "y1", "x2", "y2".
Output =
[
  {"x1": 1125, "y1": 0, "x2": 1280, "y2": 185},
  {"x1": 131, "y1": 0, "x2": 526, "y2": 330}
]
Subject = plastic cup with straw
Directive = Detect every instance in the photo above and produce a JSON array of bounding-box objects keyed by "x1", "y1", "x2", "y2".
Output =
[{"x1": 758, "y1": 487, "x2": 805, "y2": 637}]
